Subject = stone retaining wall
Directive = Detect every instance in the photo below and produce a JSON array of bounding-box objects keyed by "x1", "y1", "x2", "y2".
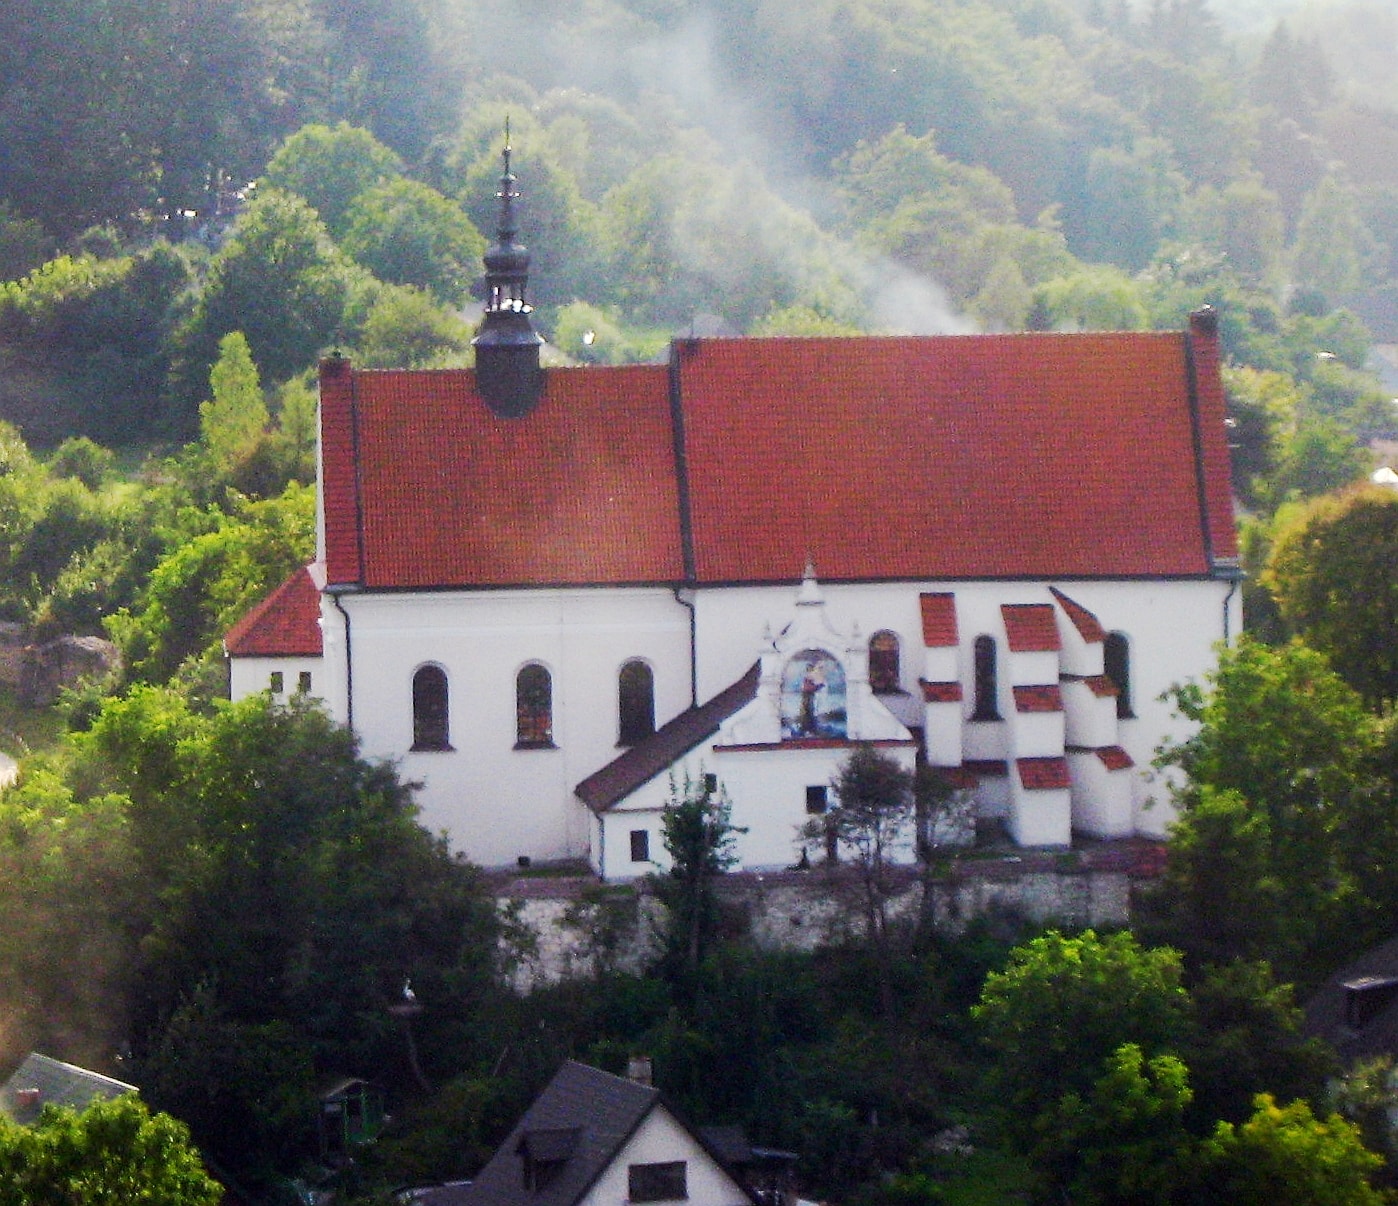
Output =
[{"x1": 493, "y1": 843, "x2": 1163, "y2": 987}]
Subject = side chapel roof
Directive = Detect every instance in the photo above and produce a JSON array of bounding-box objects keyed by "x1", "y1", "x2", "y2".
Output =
[
  {"x1": 318, "y1": 312, "x2": 1237, "y2": 591},
  {"x1": 223, "y1": 562, "x2": 325, "y2": 657}
]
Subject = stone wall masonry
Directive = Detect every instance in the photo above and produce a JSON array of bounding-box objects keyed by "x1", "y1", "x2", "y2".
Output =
[{"x1": 492, "y1": 842, "x2": 1164, "y2": 986}]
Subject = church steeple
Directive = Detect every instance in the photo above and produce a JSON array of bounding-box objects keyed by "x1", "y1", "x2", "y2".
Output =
[{"x1": 473, "y1": 126, "x2": 544, "y2": 417}]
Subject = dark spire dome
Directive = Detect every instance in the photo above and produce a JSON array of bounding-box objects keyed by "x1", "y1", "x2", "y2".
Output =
[{"x1": 473, "y1": 124, "x2": 544, "y2": 417}]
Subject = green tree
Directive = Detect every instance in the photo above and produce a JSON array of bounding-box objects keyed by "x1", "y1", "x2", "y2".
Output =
[
  {"x1": 0, "y1": 1093, "x2": 220, "y2": 1205},
  {"x1": 973, "y1": 930, "x2": 1190, "y2": 1143},
  {"x1": 169, "y1": 189, "x2": 353, "y2": 431},
  {"x1": 341, "y1": 178, "x2": 484, "y2": 304},
  {"x1": 1198, "y1": 1094, "x2": 1386, "y2": 1205},
  {"x1": 658, "y1": 770, "x2": 741, "y2": 981},
  {"x1": 1264, "y1": 488, "x2": 1398, "y2": 706},
  {"x1": 1157, "y1": 637, "x2": 1381, "y2": 973},
  {"x1": 199, "y1": 332, "x2": 268, "y2": 470},
  {"x1": 261, "y1": 122, "x2": 404, "y2": 240},
  {"x1": 349, "y1": 284, "x2": 474, "y2": 370}
]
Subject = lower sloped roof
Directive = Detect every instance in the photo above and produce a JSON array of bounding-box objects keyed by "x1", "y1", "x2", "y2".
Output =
[{"x1": 575, "y1": 665, "x2": 760, "y2": 813}]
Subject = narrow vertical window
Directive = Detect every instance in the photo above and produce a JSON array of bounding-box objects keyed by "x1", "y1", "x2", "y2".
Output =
[
  {"x1": 269, "y1": 671, "x2": 284, "y2": 694},
  {"x1": 516, "y1": 663, "x2": 554, "y2": 747},
  {"x1": 298, "y1": 670, "x2": 312, "y2": 694},
  {"x1": 972, "y1": 635, "x2": 1000, "y2": 721},
  {"x1": 618, "y1": 659, "x2": 655, "y2": 746},
  {"x1": 629, "y1": 830, "x2": 650, "y2": 862},
  {"x1": 1105, "y1": 632, "x2": 1134, "y2": 719},
  {"x1": 412, "y1": 665, "x2": 450, "y2": 750},
  {"x1": 868, "y1": 630, "x2": 901, "y2": 693}
]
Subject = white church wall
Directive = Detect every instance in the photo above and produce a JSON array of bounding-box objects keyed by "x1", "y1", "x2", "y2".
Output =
[
  {"x1": 228, "y1": 654, "x2": 323, "y2": 705},
  {"x1": 337, "y1": 586, "x2": 690, "y2": 867}
]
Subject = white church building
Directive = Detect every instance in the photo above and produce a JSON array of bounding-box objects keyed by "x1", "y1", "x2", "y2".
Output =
[{"x1": 226, "y1": 147, "x2": 1240, "y2": 880}]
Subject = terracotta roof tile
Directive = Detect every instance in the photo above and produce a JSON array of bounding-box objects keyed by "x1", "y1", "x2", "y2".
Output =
[
  {"x1": 1014, "y1": 684, "x2": 1064, "y2": 713},
  {"x1": 920, "y1": 680, "x2": 964, "y2": 703},
  {"x1": 938, "y1": 766, "x2": 981, "y2": 789},
  {"x1": 1084, "y1": 674, "x2": 1119, "y2": 698},
  {"x1": 325, "y1": 365, "x2": 683, "y2": 588},
  {"x1": 1002, "y1": 604, "x2": 1061, "y2": 652},
  {"x1": 1049, "y1": 587, "x2": 1105, "y2": 642},
  {"x1": 919, "y1": 593, "x2": 958, "y2": 646},
  {"x1": 964, "y1": 759, "x2": 1009, "y2": 777},
  {"x1": 575, "y1": 665, "x2": 759, "y2": 812},
  {"x1": 225, "y1": 564, "x2": 324, "y2": 657},
  {"x1": 1096, "y1": 745, "x2": 1134, "y2": 770},
  {"x1": 1018, "y1": 756, "x2": 1072, "y2": 790},
  {"x1": 321, "y1": 328, "x2": 1235, "y2": 589}
]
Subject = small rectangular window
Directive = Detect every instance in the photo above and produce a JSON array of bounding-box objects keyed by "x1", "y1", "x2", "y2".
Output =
[
  {"x1": 806, "y1": 785, "x2": 828, "y2": 814},
  {"x1": 269, "y1": 671, "x2": 284, "y2": 694},
  {"x1": 298, "y1": 671, "x2": 312, "y2": 693},
  {"x1": 704, "y1": 772, "x2": 718, "y2": 793},
  {"x1": 628, "y1": 1161, "x2": 687, "y2": 1202},
  {"x1": 629, "y1": 830, "x2": 650, "y2": 862}
]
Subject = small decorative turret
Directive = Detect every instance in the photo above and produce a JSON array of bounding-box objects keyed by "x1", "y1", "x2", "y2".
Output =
[{"x1": 473, "y1": 126, "x2": 544, "y2": 417}]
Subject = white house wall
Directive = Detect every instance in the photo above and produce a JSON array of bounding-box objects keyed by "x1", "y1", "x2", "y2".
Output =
[
  {"x1": 331, "y1": 586, "x2": 690, "y2": 867},
  {"x1": 580, "y1": 1104, "x2": 750, "y2": 1206},
  {"x1": 228, "y1": 654, "x2": 324, "y2": 704}
]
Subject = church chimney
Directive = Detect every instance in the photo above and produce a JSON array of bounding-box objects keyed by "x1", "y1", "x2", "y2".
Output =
[{"x1": 473, "y1": 126, "x2": 544, "y2": 417}]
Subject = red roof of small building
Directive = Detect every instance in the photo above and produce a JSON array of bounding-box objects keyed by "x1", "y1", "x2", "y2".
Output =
[
  {"x1": 919, "y1": 593, "x2": 959, "y2": 647},
  {"x1": 1002, "y1": 604, "x2": 1061, "y2": 652},
  {"x1": 920, "y1": 680, "x2": 964, "y2": 703},
  {"x1": 1096, "y1": 745, "x2": 1135, "y2": 771},
  {"x1": 318, "y1": 317, "x2": 1237, "y2": 591},
  {"x1": 224, "y1": 563, "x2": 324, "y2": 657}
]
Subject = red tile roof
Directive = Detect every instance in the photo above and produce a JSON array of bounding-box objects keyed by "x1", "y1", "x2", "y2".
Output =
[
  {"x1": 919, "y1": 593, "x2": 959, "y2": 646},
  {"x1": 1096, "y1": 745, "x2": 1135, "y2": 771},
  {"x1": 225, "y1": 564, "x2": 324, "y2": 657},
  {"x1": 1002, "y1": 604, "x2": 1061, "y2": 652},
  {"x1": 964, "y1": 759, "x2": 1009, "y2": 777},
  {"x1": 1049, "y1": 587, "x2": 1105, "y2": 642},
  {"x1": 1014, "y1": 684, "x2": 1064, "y2": 713},
  {"x1": 1083, "y1": 674, "x2": 1119, "y2": 698},
  {"x1": 1017, "y1": 756, "x2": 1072, "y2": 790},
  {"x1": 920, "y1": 680, "x2": 964, "y2": 703},
  {"x1": 322, "y1": 365, "x2": 683, "y2": 588},
  {"x1": 320, "y1": 322, "x2": 1237, "y2": 590}
]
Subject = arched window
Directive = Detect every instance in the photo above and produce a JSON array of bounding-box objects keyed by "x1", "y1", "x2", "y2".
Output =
[
  {"x1": 618, "y1": 660, "x2": 655, "y2": 746},
  {"x1": 972, "y1": 635, "x2": 1000, "y2": 721},
  {"x1": 516, "y1": 663, "x2": 554, "y2": 748},
  {"x1": 412, "y1": 664, "x2": 450, "y2": 750},
  {"x1": 868, "y1": 630, "x2": 901, "y2": 693},
  {"x1": 1104, "y1": 632, "x2": 1134, "y2": 719}
]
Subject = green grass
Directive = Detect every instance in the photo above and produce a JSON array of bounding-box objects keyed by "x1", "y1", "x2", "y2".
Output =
[{"x1": 0, "y1": 681, "x2": 66, "y2": 759}]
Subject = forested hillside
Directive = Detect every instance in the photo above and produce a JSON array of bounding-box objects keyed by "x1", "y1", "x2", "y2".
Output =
[{"x1": 6, "y1": 2, "x2": 1398, "y2": 1201}]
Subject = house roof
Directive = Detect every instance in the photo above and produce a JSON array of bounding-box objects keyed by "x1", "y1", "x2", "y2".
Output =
[
  {"x1": 1049, "y1": 587, "x2": 1105, "y2": 643},
  {"x1": 224, "y1": 563, "x2": 324, "y2": 657},
  {"x1": 319, "y1": 316, "x2": 1236, "y2": 591},
  {"x1": 1304, "y1": 936, "x2": 1398, "y2": 1064},
  {"x1": 0, "y1": 1053, "x2": 136, "y2": 1126},
  {"x1": 464, "y1": 1061, "x2": 754, "y2": 1206},
  {"x1": 574, "y1": 665, "x2": 760, "y2": 813}
]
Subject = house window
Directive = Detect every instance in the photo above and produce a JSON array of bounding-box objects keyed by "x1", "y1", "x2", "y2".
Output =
[
  {"x1": 298, "y1": 670, "x2": 312, "y2": 694},
  {"x1": 704, "y1": 773, "x2": 718, "y2": 794},
  {"x1": 618, "y1": 660, "x2": 655, "y2": 746},
  {"x1": 806, "y1": 785, "x2": 828, "y2": 814},
  {"x1": 412, "y1": 665, "x2": 451, "y2": 750},
  {"x1": 269, "y1": 671, "x2": 284, "y2": 694},
  {"x1": 869, "y1": 630, "x2": 901, "y2": 693},
  {"x1": 972, "y1": 635, "x2": 1000, "y2": 721},
  {"x1": 628, "y1": 1161, "x2": 687, "y2": 1202},
  {"x1": 516, "y1": 663, "x2": 554, "y2": 748},
  {"x1": 1105, "y1": 632, "x2": 1134, "y2": 719},
  {"x1": 630, "y1": 830, "x2": 650, "y2": 862}
]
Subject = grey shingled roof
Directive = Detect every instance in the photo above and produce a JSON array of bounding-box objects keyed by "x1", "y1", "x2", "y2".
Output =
[
  {"x1": 574, "y1": 665, "x2": 759, "y2": 813},
  {"x1": 0, "y1": 1052, "x2": 137, "y2": 1125},
  {"x1": 464, "y1": 1062, "x2": 755, "y2": 1206}
]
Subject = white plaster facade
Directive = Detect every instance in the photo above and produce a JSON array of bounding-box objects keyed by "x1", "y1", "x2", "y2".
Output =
[{"x1": 580, "y1": 1103, "x2": 750, "y2": 1206}]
